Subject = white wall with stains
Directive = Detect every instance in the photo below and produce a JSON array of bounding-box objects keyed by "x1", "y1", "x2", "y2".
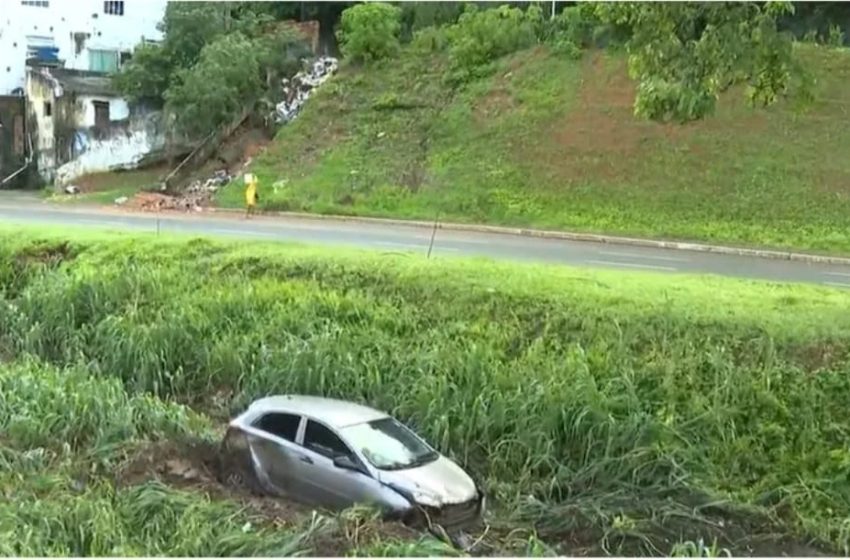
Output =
[
  {"x1": 76, "y1": 95, "x2": 131, "y2": 127},
  {"x1": 55, "y1": 116, "x2": 165, "y2": 185},
  {"x1": 0, "y1": 0, "x2": 167, "y2": 94}
]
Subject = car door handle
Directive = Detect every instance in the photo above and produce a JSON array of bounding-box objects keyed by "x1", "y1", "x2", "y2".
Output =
[{"x1": 299, "y1": 455, "x2": 313, "y2": 464}]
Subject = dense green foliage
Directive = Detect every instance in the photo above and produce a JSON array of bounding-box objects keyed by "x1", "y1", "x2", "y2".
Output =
[
  {"x1": 114, "y1": 2, "x2": 309, "y2": 136},
  {"x1": 333, "y1": 2, "x2": 806, "y2": 121},
  {"x1": 592, "y1": 2, "x2": 802, "y2": 121},
  {"x1": 441, "y1": 4, "x2": 543, "y2": 83},
  {"x1": 337, "y1": 3, "x2": 403, "y2": 64},
  {"x1": 1, "y1": 229, "x2": 849, "y2": 554}
]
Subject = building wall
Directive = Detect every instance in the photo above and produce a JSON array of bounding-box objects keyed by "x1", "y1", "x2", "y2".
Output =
[
  {"x1": 75, "y1": 94, "x2": 130, "y2": 127},
  {"x1": 0, "y1": 96, "x2": 28, "y2": 182},
  {"x1": 0, "y1": 0, "x2": 167, "y2": 94},
  {"x1": 26, "y1": 67, "x2": 166, "y2": 185},
  {"x1": 25, "y1": 68, "x2": 59, "y2": 179},
  {"x1": 55, "y1": 110, "x2": 165, "y2": 186}
]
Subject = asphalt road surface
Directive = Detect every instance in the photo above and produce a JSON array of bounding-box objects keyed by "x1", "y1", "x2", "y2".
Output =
[{"x1": 2, "y1": 197, "x2": 850, "y2": 288}]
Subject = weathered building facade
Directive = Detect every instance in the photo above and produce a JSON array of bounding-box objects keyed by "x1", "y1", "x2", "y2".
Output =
[
  {"x1": 0, "y1": 95, "x2": 30, "y2": 187},
  {"x1": 26, "y1": 66, "x2": 165, "y2": 185}
]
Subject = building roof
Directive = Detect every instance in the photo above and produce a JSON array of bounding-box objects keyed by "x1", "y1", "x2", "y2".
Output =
[
  {"x1": 27, "y1": 65, "x2": 116, "y2": 96},
  {"x1": 53, "y1": 69, "x2": 116, "y2": 96},
  {"x1": 243, "y1": 395, "x2": 389, "y2": 428}
]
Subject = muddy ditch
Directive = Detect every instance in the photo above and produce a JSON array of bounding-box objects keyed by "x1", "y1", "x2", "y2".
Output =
[
  {"x1": 114, "y1": 439, "x2": 426, "y2": 555},
  {"x1": 112, "y1": 439, "x2": 833, "y2": 557}
]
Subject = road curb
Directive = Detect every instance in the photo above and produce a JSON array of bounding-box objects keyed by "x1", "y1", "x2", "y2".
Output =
[{"x1": 202, "y1": 207, "x2": 850, "y2": 266}]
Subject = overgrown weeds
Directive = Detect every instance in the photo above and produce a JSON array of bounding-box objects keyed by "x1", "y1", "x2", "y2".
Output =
[{"x1": 1, "y1": 230, "x2": 849, "y2": 554}]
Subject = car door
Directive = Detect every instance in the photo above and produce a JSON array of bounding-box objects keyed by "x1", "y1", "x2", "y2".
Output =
[
  {"x1": 293, "y1": 419, "x2": 390, "y2": 510},
  {"x1": 247, "y1": 412, "x2": 303, "y2": 497}
]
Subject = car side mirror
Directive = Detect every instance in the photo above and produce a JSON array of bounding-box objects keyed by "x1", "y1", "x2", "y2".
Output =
[{"x1": 333, "y1": 454, "x2": 363, "y2": 474}]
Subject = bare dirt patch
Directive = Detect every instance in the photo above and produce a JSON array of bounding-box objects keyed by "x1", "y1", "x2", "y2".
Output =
[
  {"x1": 116, "y1": 439, "x2": 310, "y2": 524},
  {"x1": 70, "y1": 166, "x2": 168, "y2": 194},
  {"x1": 545, "y1": 52, "x2": 769, "y2": 184},
  {"x1": 115, "y1": 439, "x2": 426, "y2": 555}
]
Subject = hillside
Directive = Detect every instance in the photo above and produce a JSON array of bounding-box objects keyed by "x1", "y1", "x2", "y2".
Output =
[{"x1": 219, "y1": 43, "x2": 850, "y2": 254}]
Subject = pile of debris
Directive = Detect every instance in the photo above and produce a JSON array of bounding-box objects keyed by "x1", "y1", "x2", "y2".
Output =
[
  {"x1": 180, "y1": 168, "x2": 233, "y2": 206},
  {"x1": 114, "y1": 168, "x2": 233, "y2": 212},
  {"x1": 188, "y1": 169, "x2": 232, "y2": 193},
  {"x1": 275, "y1": 56, "x2": 338, "y2": 124}
]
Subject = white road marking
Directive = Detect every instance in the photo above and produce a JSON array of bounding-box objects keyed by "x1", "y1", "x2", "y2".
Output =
[
  {"x1": 585, "y1": 259, "x2": 677, "y2": 272},
  {"x1": 599, "y1": 250, "x2": 689, "y2": 263},
  {"x1": 824, "y1": 281, "x2": 850, "y2": 289},
  {"x1": 825, "y1": 271, "x2": 850, "y2": 278}
]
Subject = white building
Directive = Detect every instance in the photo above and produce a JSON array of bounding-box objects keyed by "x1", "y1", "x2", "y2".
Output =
[{"x1": 0, "y1": 0, "x2": 168, "y2": 95}]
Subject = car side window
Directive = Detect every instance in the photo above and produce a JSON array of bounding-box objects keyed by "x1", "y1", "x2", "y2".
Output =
[
  {"x1": 254, "y1": 412, "x2": 301, "y2": 442},
  {"x1": 304, "y1": 420, "x2": 351, "y2": 459}
]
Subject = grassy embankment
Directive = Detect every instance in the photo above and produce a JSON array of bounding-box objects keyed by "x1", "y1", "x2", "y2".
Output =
[
  {"x1": 1, "y1": 227, "x2": 850, "y2": 555},
  {"x1": 215, "y1": 42, "x2": 850, "y2": 255}
]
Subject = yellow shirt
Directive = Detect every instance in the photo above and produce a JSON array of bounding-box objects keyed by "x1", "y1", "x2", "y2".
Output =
[{"x1": 245, "y1": 180, "x2": 257, "y2": 205}]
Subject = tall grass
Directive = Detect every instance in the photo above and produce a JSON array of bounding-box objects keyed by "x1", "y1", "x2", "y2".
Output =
[{"x1": 1, "y1": 230, "x2": 850, "y2": 553}]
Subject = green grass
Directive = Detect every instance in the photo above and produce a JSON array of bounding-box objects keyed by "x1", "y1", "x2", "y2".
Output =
[
  {"x1": 45, "y1": 166, "x2": 165, "y2": 205},
  {"x1": 2, "y1": 227, "x2": 850, "y2": 555},
  {"x1": 220, "y1": 42, "x2": 850, "y2": 255}
]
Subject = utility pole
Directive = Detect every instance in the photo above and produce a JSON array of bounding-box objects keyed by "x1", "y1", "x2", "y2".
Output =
[{"x1": 551, "y1": 0, "x2": 556, "y2": 20}]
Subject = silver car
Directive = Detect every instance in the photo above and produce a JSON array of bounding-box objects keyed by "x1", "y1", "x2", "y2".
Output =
[{"x1": 221, "y1": 395, "x2": 485, "y2": 529}]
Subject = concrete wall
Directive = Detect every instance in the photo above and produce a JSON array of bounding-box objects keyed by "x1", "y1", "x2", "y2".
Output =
[
  {"x1": 75, "y1": 95, "x2": 131, "y2": 127},
  {"x1": 0, "y1": 96, "x2": 27, "y2": 183},
  {"x1": 55, "y1": 111, "x2": 165, "y2": 185},
  {"x1": 26, "y1": 68, "x2": 59, "y2": 179},
  {"x1": 0, "y1": 0, "x2": 167, "y2": 94}
]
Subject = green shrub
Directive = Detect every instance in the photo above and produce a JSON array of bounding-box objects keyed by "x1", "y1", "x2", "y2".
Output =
[
  {"x1": 546, "y1": 5, "x2": 604, "y2": 59},
  {"x1": 443, "y1": 4, "x2": 542, "y2": 84},
  {"x1": 337, "y1": 3, "x2": 403, "y2": 64}
]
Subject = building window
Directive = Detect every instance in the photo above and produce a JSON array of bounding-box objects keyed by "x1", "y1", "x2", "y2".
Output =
[
  {"x1": 89, "y1": 49, "x2": 119, "y2": 73},
  {"x1": 43, "y1": 101, "x2": 52, "y2": 117},
  {"x1": 103, "y1": 1, "x2": 124, "y2": 15},
  {"x1": 93, "y1": 101, "x2": 110, "y2": 129},
  {"x1": 21, "y1": 1, "x2": 49, "y2": 7}
]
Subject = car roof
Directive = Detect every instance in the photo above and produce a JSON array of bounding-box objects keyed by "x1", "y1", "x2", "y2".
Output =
[{"x1": 245, "y1": 395, "x2": 389, "y2": 429}]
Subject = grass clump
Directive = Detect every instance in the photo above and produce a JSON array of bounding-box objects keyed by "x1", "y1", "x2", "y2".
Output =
[{"x1": 1, "y1": 228, "x2": 850, "y2": 554}]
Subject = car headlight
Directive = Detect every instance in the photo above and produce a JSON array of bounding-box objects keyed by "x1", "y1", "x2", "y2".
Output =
[{"x1": 411, "y1": 490, "x2": 443, "y2": 508}]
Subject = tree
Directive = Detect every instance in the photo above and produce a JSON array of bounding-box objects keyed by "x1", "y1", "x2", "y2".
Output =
[
  {"x1": 163, "y1": 33, "x2": 263, "y2": 138},
  {"x1": 591, "y1": 2, "x2": 801, "y2": 122},
  {"x1": 337, "y1": 3, "x2": 403, "y2": 63},
  {"x1": 114, "y1": 2, "x2": 269, "y2": 106}
]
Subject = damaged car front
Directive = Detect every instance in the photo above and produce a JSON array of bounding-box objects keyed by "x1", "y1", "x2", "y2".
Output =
[{"x1": 339, "y1": 416, "x2": 485, "y2": 530}]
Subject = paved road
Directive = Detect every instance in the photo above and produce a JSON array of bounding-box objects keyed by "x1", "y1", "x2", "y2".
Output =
[{"x1": 2, "y1": 197, "x2": 850, "y2": 288}]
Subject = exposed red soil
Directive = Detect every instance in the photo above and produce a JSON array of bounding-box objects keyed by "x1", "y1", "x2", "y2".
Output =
[{"x1": 544, "y1": 52, "x2": 770, "y2": 184}]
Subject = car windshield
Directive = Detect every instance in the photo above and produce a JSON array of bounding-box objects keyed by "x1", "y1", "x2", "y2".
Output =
[{"x1": 341, "y1": 417, "x2": 438, "y2": 471}]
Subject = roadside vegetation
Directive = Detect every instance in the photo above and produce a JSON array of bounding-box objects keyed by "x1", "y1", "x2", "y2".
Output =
[
  {"x1": 1, "y1": 227, "x2": 849, "y2": 555},
  {"x1": 210, "y1": 3, "x2": 850, "y2": 255}
]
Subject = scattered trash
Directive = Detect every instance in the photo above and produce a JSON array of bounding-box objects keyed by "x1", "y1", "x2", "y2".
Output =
[
  {"x1": 114, "y1": 196, "x2": 128, "y2": 205},
  {"x1": 64, "y1": 185, "x2": 79, "y2": 195},
  {"x1": 274, "y1": 56, "x2": 338, "y2": 124}
]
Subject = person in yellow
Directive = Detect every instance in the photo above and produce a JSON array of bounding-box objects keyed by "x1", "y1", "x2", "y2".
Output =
[{"x1": 244, "y1": 173, "x2": 258, "y2": 218}]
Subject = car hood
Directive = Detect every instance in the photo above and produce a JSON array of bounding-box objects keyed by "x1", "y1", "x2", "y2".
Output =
[{"x1": 377, "y1": 455, "x2": 477, "y2": 506}]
